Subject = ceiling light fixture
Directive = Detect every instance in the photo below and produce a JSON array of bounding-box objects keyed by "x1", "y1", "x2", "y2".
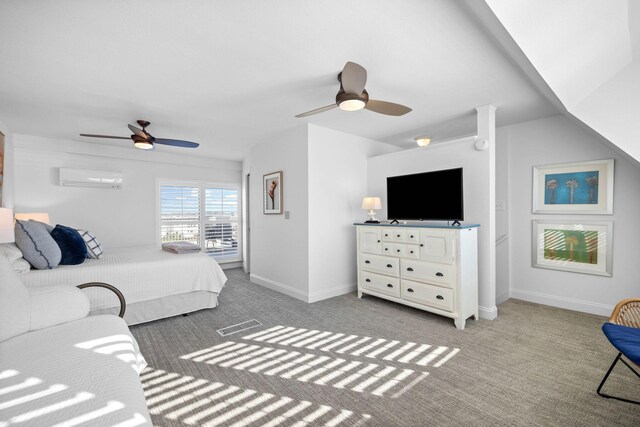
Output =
[
  {"x1": 338, "y1": 98, "x2": 366, "y2": 111},
  {"x1": 134, "y1": 140, "x2": 154, "y2": 150},
  {"x1": 415, "y1": 136, "x2": 431, "y2": 147}
]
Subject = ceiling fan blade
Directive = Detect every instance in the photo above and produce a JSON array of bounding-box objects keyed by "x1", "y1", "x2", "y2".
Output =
[
  {"x1": 295, "y1": 104, "x2": 338, "y2": 118},
  {"x1": 341, "y1": 62, "x2": 367, "y2": 95},
  {"x1": 128, "y1": 124, "x2": 147, "y2": 138},
  {"x1": 154, "y1": 138, "x2": 199, "y2": 148},
  {"x1": 80, "y1": 134, "x2": 131, "y2": 140},
  {"x1": 365, "y1": 99, "x2": 412, "y2": 116}
]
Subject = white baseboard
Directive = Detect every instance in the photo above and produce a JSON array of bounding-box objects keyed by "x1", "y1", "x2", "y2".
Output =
[
  {"x1": 510, "y1": 288, "x2": 613, "y2": 317},
  {"x1": 495, "y1": 290, "x2": 510, "y2": 305},
  {"x1": 478, "y1": 305, "x2": 498, "y2": 320},
  {"x1": 249, "y1": 274, "x2": 309, "y2": 303},
  {"x1": 220, "y1": 261, "x2": 243, "y2": 270},
  {"x1": 308, "y1": 283, "x2": 357, "y2": 303}
]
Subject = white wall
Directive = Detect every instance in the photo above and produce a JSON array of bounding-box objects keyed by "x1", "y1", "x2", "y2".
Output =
[
  {"x1": 0, "y1": 119, "x2": 14, "y2": 208},
  {"x1": 13, "y1": 134, "x2": 242, "y2": 249},
  {"x1": 307, "y1": 124, "x2": 399, "y2": 302},
  {"x1": 245, "y1": 126, "x2": 310, "y2": 300},
  {"x1": 501, "y1": 115, "x2": 640, "y2": 315},
  {"x1": 367, "y1": 137, "x2": 497, "y2": 318}
]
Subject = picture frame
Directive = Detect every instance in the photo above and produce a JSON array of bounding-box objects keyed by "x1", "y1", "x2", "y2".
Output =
[
  {"x1": 532, "y1": 220, "x2": 613, "y2": 277},
  {"x1": 532, "y1": 159, "x2": 614, "y2": 214},
  {"x1": 263, "y1": 171, "x2": 283, "y2": 214}
]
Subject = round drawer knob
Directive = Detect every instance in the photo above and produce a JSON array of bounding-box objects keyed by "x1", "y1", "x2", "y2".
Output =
[
  {"x1": 396, "y1": 249, "x2": 400, "y2": 253},
  {"x1": 410, "y1": 235, "x2": 414, "y2": 238},
  {"x1": 436, "y1": 295, "x2": 444, "y2": 300},
  {"x1": 377, "y1": 240, "x2": 380, "y2": 243},
  {"x1": 410, "y1": 251, "x2": 414, "y2": 254},
  {"x1": 387, "y1": 284, "x2": 393, "y2": 288},
  {"x1": 365, "y1": 279, "x2": 371, "y2": 282},
  {"x1": 420, "y1": 244, "x2": 424, "y2": 247},
  {"x1": 385, "y1": 248, "x2": 388, "y2": 251},
  {"x1": 397, "y1": 234, "x2": 400, "y2": 237}
]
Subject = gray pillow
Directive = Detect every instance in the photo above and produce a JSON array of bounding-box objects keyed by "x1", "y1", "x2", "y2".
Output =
[
  {"x1": 29, "y1": 219, "x2": 54, "y2": 233},
  {"x1": 14, "y1": 220, "x2": 61, "y2": 270}
]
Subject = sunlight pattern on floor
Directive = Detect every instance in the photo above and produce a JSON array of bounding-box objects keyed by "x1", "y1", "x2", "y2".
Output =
[
  {"x1": 180, "y1": 342, "x2": 426, "y2": 397},
  {"x1": 241, "y1": 326, "x2": 460, "y2": 368},
  {"x1": 141, "y1": 367, "x2": 371, "y2": 427},
  {"x1": 0, "y1": 369, "x2": 147, "y2": 427}
]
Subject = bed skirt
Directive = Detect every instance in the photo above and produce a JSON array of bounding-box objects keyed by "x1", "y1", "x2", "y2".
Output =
[{"x1": 89, "y1": 290, "x2": 219, "y2": 325}]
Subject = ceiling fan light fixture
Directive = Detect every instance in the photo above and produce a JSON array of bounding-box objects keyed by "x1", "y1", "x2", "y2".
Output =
[
  {"x1": 339, "y1": 98, "x2": 366, "y2": 111},
  {"x1": 415, "y1": 136, "x2": 431, "y2": 147},
  {"x1": 134, "y1": 140, "x2": 154, "y2": 150}
]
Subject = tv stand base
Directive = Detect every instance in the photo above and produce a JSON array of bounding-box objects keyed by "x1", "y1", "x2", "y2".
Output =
[{"x1": 389, "y1": 219, "x2": 399, "y2": 224}]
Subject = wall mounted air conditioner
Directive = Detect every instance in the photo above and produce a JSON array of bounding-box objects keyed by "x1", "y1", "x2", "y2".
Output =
[{"x1": 59, "y1": 168, "x2": 123, "y2": 189}]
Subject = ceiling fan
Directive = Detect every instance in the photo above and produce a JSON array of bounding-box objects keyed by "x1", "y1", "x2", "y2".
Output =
[
  {"x1": 80, "y1": 120, "x2": 199, "y2": 150},
  {"x1": 295, "y1": 61, "x2": 412, "y2": 118}
]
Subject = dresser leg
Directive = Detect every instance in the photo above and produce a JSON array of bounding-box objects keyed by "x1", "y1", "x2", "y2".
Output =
[
  {"x1": 473, "y1": 313, "x2": 479, "y2": 321},
  {"x1": 357, "y1": 290, "x2": 363, "y2": 299},
  {"x1": 454, "y1": 318, "x2": 466, "y2": 330}
]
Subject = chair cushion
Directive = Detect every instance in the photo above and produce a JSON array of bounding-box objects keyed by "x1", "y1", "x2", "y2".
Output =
[
  {"x1": 51, "y1": 224, "x2": 88, "y2": 265},
  {"x1": 14, "y1": 220, "x2": 61, "y2": 269},
  {"x1": 602, "y1": 322, "x2": 640, "y2": 366},
  {"x1": 0, "y1": 254, "x2": 31, "y2": 342}
]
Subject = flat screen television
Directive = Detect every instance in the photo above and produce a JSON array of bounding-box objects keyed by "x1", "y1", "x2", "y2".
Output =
[{"x1": 386, "y1": 167, "x2": 463, "y2": 221}]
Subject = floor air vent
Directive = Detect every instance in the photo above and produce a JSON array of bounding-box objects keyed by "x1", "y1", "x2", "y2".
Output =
[{"x1": 217, "y1": 319, "x2": 262, "y2": 337}]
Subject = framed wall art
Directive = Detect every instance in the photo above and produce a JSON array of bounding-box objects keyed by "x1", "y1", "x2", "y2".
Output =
[
  {"x1": 532, "y1": 220, "x2": 613, "y2": 277},
  {"x1": 263, "y1": 171, "x2": 283, "y2": 214},
  {"x1": 532, "y1": 159, "x2": 614, "y2": 214}
]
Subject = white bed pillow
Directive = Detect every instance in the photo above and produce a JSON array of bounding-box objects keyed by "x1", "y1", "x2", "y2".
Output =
[
  {"x1": 13, "y1": 258, "x2": 31, "y2": 274},
  {"x1": 77, "y1": 229, "x2": 103, "y2": 259},
  {"x1": 0, "y1": 243, "x2": 24, "y2": 263}
]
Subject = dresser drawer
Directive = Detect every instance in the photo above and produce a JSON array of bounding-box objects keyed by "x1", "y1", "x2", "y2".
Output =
[
  {"x1": 400, "y1": 259, "x2": 453, "y2": 287},
  {"x1": 406, "y1": 244, "x2": 420, "y2": 259},
  {"x1": 381, "y1": 229, "x2": 394, "y2": 242},
  {"x1": 360, "y1": 254, "x2": 399, "y2": 276},
  {"x1": 392, "y1": 229, "x2": 406, "y2": 242},
  {"x1": 401, "y1": 279, "x2": 454, "y2": 312},
  {"x1": 406, "y1": 229, "x2": 420, "y2": 244},
  {"x1": 361, "y1": 271, "x2": 401, "y2": 297}
]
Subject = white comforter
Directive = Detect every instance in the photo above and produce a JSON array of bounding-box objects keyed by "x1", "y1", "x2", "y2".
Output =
[
  {"x1": 20, "y1": 246, "x2": 227, "y2": 311},
  {"x1": 0, "y1": 315, "x2": 151, "y2": 426}
]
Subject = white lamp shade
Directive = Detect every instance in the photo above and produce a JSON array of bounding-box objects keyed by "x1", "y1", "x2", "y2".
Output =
[
  {"x1": 15, "y1": 212, "x2": 51, "y2": 225},
  {"x1": 361, "y1": 197, "x2": 382, "y2": 210},
  {"x1": 0, "y1": 208, "x2": 15, "y2": 243}
]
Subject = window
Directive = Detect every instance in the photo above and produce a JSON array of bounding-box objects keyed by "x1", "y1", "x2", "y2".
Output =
[{"x1": 159, "y1": 181, "x2": 241, "y2": 262}]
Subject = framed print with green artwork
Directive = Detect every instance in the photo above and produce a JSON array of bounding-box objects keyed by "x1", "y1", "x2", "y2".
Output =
[{"x1": 532, "y1": 220, "x2": 613, "y2": 277}]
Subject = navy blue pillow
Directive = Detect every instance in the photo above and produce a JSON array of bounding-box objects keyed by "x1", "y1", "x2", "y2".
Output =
[{"x1": 50, "y1": 225, "x2": 88, "y2": 265}]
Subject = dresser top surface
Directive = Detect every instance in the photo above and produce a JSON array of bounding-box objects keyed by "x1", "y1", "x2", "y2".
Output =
[{"x1": 354, "y1": 222, "x2": 480, "y2": 229}]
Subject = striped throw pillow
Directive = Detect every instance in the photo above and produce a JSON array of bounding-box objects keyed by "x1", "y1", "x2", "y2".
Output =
[{"x1": 77, "y1": 229, "x2": 103, "y2": 259}]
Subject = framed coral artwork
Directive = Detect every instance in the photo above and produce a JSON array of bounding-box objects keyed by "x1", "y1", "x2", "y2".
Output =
[
  {"x1": 263, "y1": 171, "x2": 282, "y2": 214},
  {"x1": 532, "y1": 159, "x2": 614, "y2": 214},
  {"x1": 532, "y1": 220, "x2": 613, "y2": 277}
]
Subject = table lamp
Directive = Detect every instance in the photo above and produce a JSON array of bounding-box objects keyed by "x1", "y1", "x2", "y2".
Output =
[
  {"x1": 361, "y1": 197, "x2": 382, "y2": 223},
  {"x1": 0, "y1": 208, "x2": 15, "y2": 243}
]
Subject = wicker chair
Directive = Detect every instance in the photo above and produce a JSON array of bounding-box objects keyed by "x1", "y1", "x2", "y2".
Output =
[{"x1": 597, "y1": 298, "x2": 640, "y2": 404}]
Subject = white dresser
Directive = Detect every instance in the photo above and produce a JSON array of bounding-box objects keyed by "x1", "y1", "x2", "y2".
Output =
[{"x1": 355, "y1": 223, "x2": 479, "y2": 330}]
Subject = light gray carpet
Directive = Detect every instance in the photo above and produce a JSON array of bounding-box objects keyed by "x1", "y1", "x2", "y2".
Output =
[{"x1": 131, "y1": 269, "x2": 640, "y2": 426}]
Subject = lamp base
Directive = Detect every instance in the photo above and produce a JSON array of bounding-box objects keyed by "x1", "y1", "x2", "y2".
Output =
[{"x1": 364, "y1": 220, "x2": 380, "y2": 223}]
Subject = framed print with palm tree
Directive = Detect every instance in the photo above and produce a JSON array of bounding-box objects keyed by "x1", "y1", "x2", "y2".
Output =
[
  {"x1": 532, "y1": 220, "x2": 613, "y2": 277},
  {"x1": 263, "y1": 171, "x2": 283, "y2": 214},
  {"x1": 532, "y1": 159, "x2": 614, "y2": 214}
]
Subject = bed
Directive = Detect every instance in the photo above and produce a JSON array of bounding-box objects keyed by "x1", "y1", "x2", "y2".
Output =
[{"x1": 20, "y1": 246, "x2": 228, "y2": 325}]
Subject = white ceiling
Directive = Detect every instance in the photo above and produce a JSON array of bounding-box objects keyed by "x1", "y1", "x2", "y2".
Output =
[{"x1": 0, "y1": 0, "x2": 558, "y2": 160}]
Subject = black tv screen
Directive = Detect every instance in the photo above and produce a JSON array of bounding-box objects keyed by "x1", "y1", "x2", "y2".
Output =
[{"x1": 386, "y1": 168, "x2": 463, "y2": 221}]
